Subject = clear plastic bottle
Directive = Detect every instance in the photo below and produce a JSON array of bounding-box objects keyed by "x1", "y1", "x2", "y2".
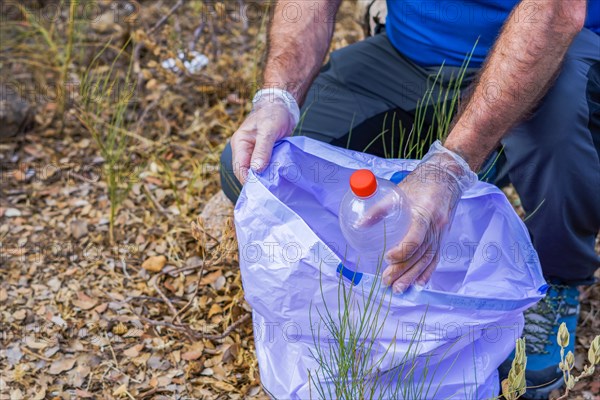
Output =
[{"x1": 338, "y1": 169, "x2": 411, "y2": 275}]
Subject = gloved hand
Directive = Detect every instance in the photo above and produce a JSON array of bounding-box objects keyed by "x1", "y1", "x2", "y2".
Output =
[
  {"x1": 382, "y1": 141, "x2": 478, "y2": 293},
  {"x1": 231, "y1": 88, "x2": 300, "y2": 183}
]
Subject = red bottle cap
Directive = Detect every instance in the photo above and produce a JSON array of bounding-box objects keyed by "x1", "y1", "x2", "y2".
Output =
[{"x1": 350, "y1": 169, "x2": 377, "y2": 197}]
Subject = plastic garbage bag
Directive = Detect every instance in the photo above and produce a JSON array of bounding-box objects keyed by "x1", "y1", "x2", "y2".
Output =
[{"x1": 234, "y1": 136, "x2": 547, "y2": 399}]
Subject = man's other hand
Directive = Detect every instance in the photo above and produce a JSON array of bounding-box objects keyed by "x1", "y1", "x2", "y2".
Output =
[
  {"x1": 231, "y1": 89, "x2": 299, "y2": 184},
  {"x1": 382, "y1": 141, "x2": 478, "y2": 293}
]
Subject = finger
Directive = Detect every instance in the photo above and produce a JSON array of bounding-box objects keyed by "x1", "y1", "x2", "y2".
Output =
[
  {"x1": 385, "y1": 244, "x2": 436, "y2": 291},
  {"x1": 391, "y1": 245, "x2": 436, "y2": 293},
  {"x1": 415, "y1": 249, "x2": 440, "y2": 287},
  {"x1": 250, "y1": 132, "x2": 278, "y2": 173},
  {"x1": 382, "y1": 240, "x2": 428, "y2": 285},
  {"x1": 231, "y1": 127, "x2": 256, "y2": 185},
  {"x1": 391, "y1": 254, "x2": 431, "y2": 293},
  {"x1": 357, "y1": 191, "x2": 396, "y2": 227},
  {"x1": 250, "y1": 110, "x2": 290, "y2": 172},
  {"x1": 384, "y1": 210, "x2": 430, "y2": 263}
]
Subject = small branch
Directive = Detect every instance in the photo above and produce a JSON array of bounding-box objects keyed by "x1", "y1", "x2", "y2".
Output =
[
  {"x1": 126, "y1": 295, "x2": 187, "y2": 305},
  {"x1": 77, "y1": 111, "x2": 157, "y2": 147},
  {"x1": 151, "y1": 264, "x2": 204, "y2": 340},
  {"x1": 121, "y1": 258, "x2": 131, "y2": 279},
  {"x1": 139, "y1": 317, "x2": 188, "y2": 332},
  {"x1": 238, "y1": 0, "x2": 248, "y2": 30},
  {"x1": 21, "y1": 347, "x2": 54, "y2": 362},
  {"x1": 147, "y1": 0, "x2": 184, "y2": 36},
  {"x1": 139, "y1": 387, "x2": 173, "y2": 399},
  {"x1": 142, "y1": 183, "x2": 168, "y2": 215},
  {"x1": 139, "y1": 314, "x2": 194, "y2": 342},
  {"x1": 157, "y1": 262, "x2": 204, "y2": 278},
  {"x1": 152, "y1": 279, "x2": 184, "y2": 325},
  {"x1": 4, "y1": 189, "x2": 28, "y2": 196},
  {"x1": 157, "y1": 110, "x2": 171, "y2": 136},
  {"x1": 136, "y1": 95, "x2": 161, "y2": 135},
  {"x1": 139, "y1": 313, "x2": 251, "y2": 341},
  {"x1": 66, "y1": 171, "x2": 103, "y2": 187},
  {"x1": 191, "y1": 217, "x2": 221, "y2": 246},
  {"x1": 188, "y1": 20, "x2": 206, "y2": 52},
  {"x1": 201, "y1": 314, "x2": 251, "y2": 340},
  {"x1": 174, "y1": 263, "x2": 205, "y2": 320}
]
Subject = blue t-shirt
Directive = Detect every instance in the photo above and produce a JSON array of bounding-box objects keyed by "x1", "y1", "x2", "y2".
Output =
[{"x1": 386, "y1": 0, "x2": 600, "y2": 67}]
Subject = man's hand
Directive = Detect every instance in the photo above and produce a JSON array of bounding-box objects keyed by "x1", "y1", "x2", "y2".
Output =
[
  {"x1": 382, "y1": 141, "x2": 477, "y2": 293},
  {"x1": 230, "y1": 0, "x2": 342, "y2": 184},
  {"x1": 231, "y1": 90, "x2": 299, "y2": 184}
]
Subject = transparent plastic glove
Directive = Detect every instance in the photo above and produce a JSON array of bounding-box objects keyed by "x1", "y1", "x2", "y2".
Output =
[
  {"x1": 380, "y1": 141, "x2": 478, "y2": 293},
  {"x1": 231, "y1": 88, "x2": 300, "y2": 184}
]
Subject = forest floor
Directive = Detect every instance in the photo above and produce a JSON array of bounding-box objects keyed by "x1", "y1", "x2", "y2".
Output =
[{"x1": 1, "y1": 1, "x2": 598, "y2": 399}]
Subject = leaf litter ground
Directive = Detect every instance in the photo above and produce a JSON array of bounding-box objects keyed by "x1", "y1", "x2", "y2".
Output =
[{"x1": 0, "y1": 1, "x2": 598, "y2": 399}]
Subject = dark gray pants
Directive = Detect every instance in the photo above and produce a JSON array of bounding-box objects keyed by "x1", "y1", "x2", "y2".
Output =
[{"x1": 221, "y1": 30, "x2": 600, "y2": 283}]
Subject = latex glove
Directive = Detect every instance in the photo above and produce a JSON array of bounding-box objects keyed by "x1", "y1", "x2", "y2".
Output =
[
  {"x1": 231, "y1": 88, "x2": 300, "y2": 183},
  {"x1": 382, "y1": 141, "x2": 478, "y2": 293}
]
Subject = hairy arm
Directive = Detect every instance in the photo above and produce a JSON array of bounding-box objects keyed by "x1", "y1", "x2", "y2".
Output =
[
  {"x1": 444, "y1": 0, "x2": 587, "y2": 171},
  {"x1": 230, "y1": 0, "x2": 342, "y2": 183},
  {"x1": 264, "y1": 0, "x2": 343, "y2": 104},
  {"x1": 383, "y1": 0, "x2": 587, "y2": 291}
]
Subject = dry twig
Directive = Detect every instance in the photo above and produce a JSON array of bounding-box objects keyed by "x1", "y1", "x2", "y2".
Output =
[{"x1": 147, "y1": 0, "x2": 184, "y2": 36}]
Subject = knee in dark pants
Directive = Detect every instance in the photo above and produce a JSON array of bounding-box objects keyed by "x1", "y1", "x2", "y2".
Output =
[
  {"x1": 219, "y1": 142, "x2": 242, "y2": 204},
  {"x1": 500, "y1": 34, "x2": 600, "y2": 282}
]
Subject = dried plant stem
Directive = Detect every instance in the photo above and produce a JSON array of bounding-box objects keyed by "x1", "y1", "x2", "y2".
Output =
[
  {"x1": 147, "y1": 0, "x2": 184, "y2": 35},
  {"x1": 58, "y1": 0, "x2": 78, "y2": 118},
  {"x1": 139, "y1": 313, "x2": 251, "y2": 341}
]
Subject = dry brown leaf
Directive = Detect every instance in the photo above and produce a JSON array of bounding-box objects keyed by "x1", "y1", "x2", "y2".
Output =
[
  {"x1": 70, "y1": 220, "x2": 89, "y2": 239},
  {"x1": 74, "y1": 389, "x2": 95, "y2": 398},
  {"x1": 48, "y1": 357, "x2": 77, "y2": 375},
  {"x1": 182, "y1": 348, "x2": 204, "y2": 361},
  {"x1": 68, "y1": 363, "x2": 91, "y2": 387},
  {"x1": 132, "y1": 352, "x2": 151, "y2": 366},
  {"x1": 13, "y1": 309, "x2": 27, "y2": 320},
  {"x1": 208, "y1": 303, "x2": 222, "y2": 318},
  {"x1": 144, "y1": 176, "x2": 162, "y2": 186},
  {"x1": 222, "y1": 343, "x2": 240, "y2": 364},
  {"x1": 123, "y1": 344, "x2": 144, "y2": 358},
  {"x1": 142, "y1": 255, "x2": 167, "y2": 272},
  {"x1": 200, "y1": 270, "x2": 222, "y2": 285},
  {"x1": 72, "y1": 292, "x2": 98, "y2": 310},
  {"x1": 212, "y1": 380, "x2": 237, "y2": 392},
  {"x1": 24, "y1": 336, "x2": 48, "y2": 350},
  {"x1": 112, "y1": 383, "x2": 128, "y2": 396},
  {"x1": 157, "y1": 375, "x2": 172, "y2": 387},
  {"x1": 94, "y1": 303, "x2": 108, "y2": 313},
  {"x1": 13, "y1": 169, "x2": 27, "y2": 181}
]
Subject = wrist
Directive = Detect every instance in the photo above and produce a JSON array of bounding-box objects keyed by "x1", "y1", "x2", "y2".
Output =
[
  {"x1": 259, "y1": 79, "x2": 303, "y2": 104},
  {"x1": 421, "y1": 140, "x2": 478, "y2": 192},
  {"x1": 252, "y1": 88, "x2": 301, "y2": 126},
  {"x1": 443, "y1": 134, "x2": 483, "y2": 172}
]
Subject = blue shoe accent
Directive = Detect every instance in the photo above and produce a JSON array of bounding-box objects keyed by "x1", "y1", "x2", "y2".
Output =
[{"x1": 499, "y1": 283, "x2": 580, "y2": 399}]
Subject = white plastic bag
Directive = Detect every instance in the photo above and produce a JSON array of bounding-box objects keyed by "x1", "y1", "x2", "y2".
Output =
[{"x1": 234, "y1": 137, "x2": 546, "y2": 399}]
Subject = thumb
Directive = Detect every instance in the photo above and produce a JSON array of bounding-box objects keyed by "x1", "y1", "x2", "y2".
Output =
[
  {"x1": 250, "y1": 133, "x2": 278, "y2": 173},
  {"x1": 250, "y1": 111, "x2": 291, "y2": 172},
  {"x1": 357, "y1": 192, "x2": 396, "y2": 227}
]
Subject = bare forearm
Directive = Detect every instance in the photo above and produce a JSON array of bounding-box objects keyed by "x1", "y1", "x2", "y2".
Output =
[
  {"x1": 264, "y1": 0, "x2": 342, "y2": 105},
  {"x1": 444, "y1": 0, "x2": 586, "y2": 171}
]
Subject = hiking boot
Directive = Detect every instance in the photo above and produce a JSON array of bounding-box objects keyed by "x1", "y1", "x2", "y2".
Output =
[{"x1": 499, "y1": 283, "x2": 580, "y2": 399}]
